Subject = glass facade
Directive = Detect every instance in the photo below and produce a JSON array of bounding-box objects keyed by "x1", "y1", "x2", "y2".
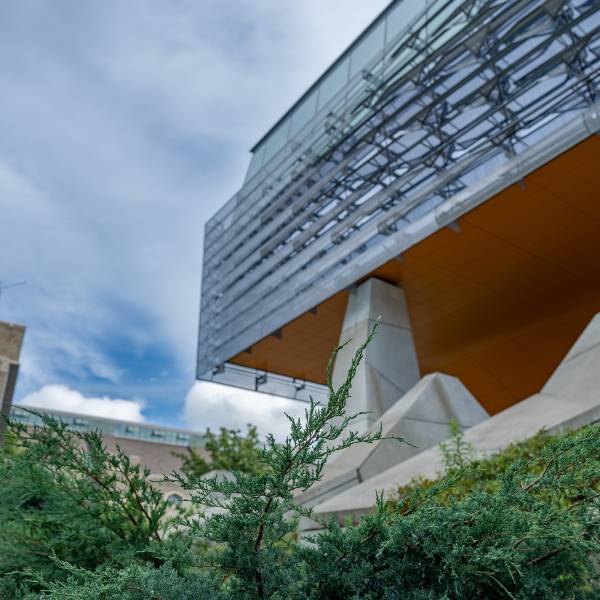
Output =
[
  {"x1": 199, "y1": 0, "x2": 600, "y2": 396},
  {"x1": 243, "y1": 1, "x2": 428, "y2": 187},
  {"x1": 10, "y1": 406, "x2": 205, "y2": 448}
]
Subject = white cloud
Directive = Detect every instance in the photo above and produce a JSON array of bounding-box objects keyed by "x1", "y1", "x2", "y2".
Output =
[
  {"x1": 0, "y1": 1, "x2": 389, "y2": 425},
  {"x1": 184, "y1": 381, "x2": 308, "y2": 441},
  {"x1": 18, "y1": 385, "x2": 146, "y2": 423}
]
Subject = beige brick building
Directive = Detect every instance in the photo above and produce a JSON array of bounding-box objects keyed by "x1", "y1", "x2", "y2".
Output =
[
  {"x1": 0, "y1": 320, "x2": 25, "y2": 439},
  {"x1": 10, "y1": 405, "x2": 208, "y2": 506}
]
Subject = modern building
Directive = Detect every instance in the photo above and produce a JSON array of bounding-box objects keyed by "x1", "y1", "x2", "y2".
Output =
[
  {"x1": 197, "y1": 0, "x2": 600, "y2": 519},
  {"x1": 9, "y1": 406, "x2": 207, "y2": 505},
  {"x1": 0, "y1": 320, "x2": 25, "y2": 440}
]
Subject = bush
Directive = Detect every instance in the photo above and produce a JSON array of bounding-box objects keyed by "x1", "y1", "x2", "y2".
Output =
[
  {"x1": 1, "y1": 323, "x2": 599, "y2": 599},
  {"x1": 297, "y1": 424, "x2": 600, "y2": 599},
  {"x1": 27, "y1": 561, "x2": 225, "y2": 600},
  {"x1": 395, "y1": 424, "x2": 564, "y2": 506},
  {"x1": 177, "y1": 424, "x2": 265, "y2": 478},
  {"x1": 0, "y1": 414, "x2": 171, "y2": 597}
]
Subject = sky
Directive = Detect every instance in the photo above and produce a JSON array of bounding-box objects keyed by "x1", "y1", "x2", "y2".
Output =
[{"x1": 0, "y1": 0, "x2": 391, "y2": 438}]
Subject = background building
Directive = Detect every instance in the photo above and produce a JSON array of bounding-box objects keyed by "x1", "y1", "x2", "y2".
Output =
[
  {"x1": 9, "y1": 406, "x2": 207, "y2": 505},
  {"x1": 0, "y1": 320, "x2": 25, "y2": 440}
]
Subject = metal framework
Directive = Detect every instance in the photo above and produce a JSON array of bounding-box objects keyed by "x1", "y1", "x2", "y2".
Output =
[{"x1": 198, "y1": 0, "x2": 600, "y2": 399}]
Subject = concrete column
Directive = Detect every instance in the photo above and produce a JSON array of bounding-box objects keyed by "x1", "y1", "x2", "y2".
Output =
[{"x1": 331, "y1": 277, "x2": 420, "y2": 434}]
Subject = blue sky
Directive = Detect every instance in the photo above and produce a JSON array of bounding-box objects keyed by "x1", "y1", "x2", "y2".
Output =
[{"x1": 0, "y1": 0, "x2": 389, "y2": 438}]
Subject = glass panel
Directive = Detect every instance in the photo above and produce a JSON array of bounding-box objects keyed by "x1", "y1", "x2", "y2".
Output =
[
  {"x1": 262, "y1": 118, "x2": 290, "y2": 164},
  {"x1": 350, "y1": 21, "x2": 385, "y2": 78},
  {"x1": 245, "y1": 144, "x2": 265, "y2": 182},
  {"x1": 289, "y1": 90, "x2": 318, "y2": 139},
  {"x1": 387, "y1": 45, "x2": 420, "y2": 75},
  {"x1": 386, "y1": 0, "x2": 427, "y2": 44},
  {"x1": 426, "y1": 0, "x2": 465, "y2": 48},
  {"x1": 318, "y1": 57, "x2": 349, "y2": 110},
  {"x1": 430, "y1": 20, "x2": 465, "y2": 51}
]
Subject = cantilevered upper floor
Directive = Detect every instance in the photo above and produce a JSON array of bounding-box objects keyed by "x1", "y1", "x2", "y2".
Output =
[{"x1": 197, "y1": 0, "x2": 600, "y2": 404}]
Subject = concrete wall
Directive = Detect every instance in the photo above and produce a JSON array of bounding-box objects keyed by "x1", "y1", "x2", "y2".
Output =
[{"x1": 0, "y1": 321, "x2": 25, "y2": 363}]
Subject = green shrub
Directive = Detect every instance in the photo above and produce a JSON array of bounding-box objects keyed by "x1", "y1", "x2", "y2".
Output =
[
  {"x1": 1, "y1": 323, "x2": 599, "y2": 599},
  {"x1": 177, "y1": 424, "x2": 265, "y2": 478},
  {"x1": 0, "y1": 413, "x2": 171, "y2": 596},
  {"x1": 28, "y1": 561, "x2": 225, "y2": 600},
  {"x1": 297, "y1": 424, "x2": 600, "y2": 599},
  {"x1": 394, "y1": 422, "x2": 600, "y2": 512}
]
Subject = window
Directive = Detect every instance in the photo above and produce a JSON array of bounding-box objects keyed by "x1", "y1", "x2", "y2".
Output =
[
  {"x1": 386, "y1": 0, "x2": 427, "y2": 45},
  {"x1": 166, "y1": 493, "x2": 183, "y2": 506},
  {"x1": 245, "y1": 144, "x2": 266, "y2": 182},
  {"x1": 318, "y1": 57, "x2": 350, "y2": 110},
  {"x1": 262, "y1": 118, "x2": 291, "y2": 165},
  {"x1": 350, "y1": 21, "x2": 385, "y2": 78},
  {"x1": 289, "y1": 90, "x2": 318, "y2": 139}
]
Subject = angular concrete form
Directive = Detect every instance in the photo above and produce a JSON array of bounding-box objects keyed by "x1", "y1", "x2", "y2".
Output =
[
  {"x1": 298, "y1": 372, "x2": 488, "y2": 511},
  {"x1": 311, "y1": 313, "x2": 600, "y2": 523},
  {"x1": 331, "y1": 277, "x2": 420, "y2": 434}
]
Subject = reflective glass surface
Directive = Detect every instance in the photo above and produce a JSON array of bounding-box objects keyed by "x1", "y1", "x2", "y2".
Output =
[
  {"x1": 10, "y1": 406, "x2": 204, "y2": 447},
  {"x1": 198, "y1": 0, "x2": 600, "y2": 399}
]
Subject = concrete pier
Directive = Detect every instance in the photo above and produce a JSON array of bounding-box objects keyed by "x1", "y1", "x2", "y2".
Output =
[{"x1": 331, "y1": 278, "x2": 421, "y2": 434}]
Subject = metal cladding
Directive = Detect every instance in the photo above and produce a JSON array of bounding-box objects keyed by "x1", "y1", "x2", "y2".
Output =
[{"x1": 198, "y1": 0, "x2": 600, "y2": 397}]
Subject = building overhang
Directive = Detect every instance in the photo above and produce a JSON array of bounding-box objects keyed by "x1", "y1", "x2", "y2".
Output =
[
  {"x1": 224, "y1": 135, "x2": 600, "y2": 413},
  {"x1": 198, "y1": 1, "x2": 600, "y2": 406}
]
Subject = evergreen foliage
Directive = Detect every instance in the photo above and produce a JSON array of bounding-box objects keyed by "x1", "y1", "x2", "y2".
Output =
[
  {"x1": 297, "y1": 424, "x2": 600, "y2": 599},
  {"x1": 177, "y1": 424, "x2": 265, "y2": 478},
  {"x1": 0, "y1": 413, "x2": 170, "y2": 597},
  {"x1": 1, "y1": 323, "x2": 599, "y2": 599},
  {"x1": 27, "y1": 561, "x2": 225, "y2": 600},
  {"x1": 167, "y1": 322, "x2": 398, "y2": 599},
  {"x1": 394, "y1": 422, "x2": 600, "y2": 510},
  {"x1": 399, "y1": 423, "x2": 535, "y2": 504},
  {"x1": 438, "y1": 419, "x2": 474, "y2": 472}
]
